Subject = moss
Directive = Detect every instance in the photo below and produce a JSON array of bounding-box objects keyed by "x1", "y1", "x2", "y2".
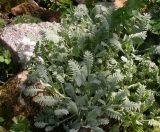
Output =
[
  {"x1": 12, "y1": 14, "x2": 42, "y2": 24},
  {"x1": 0, "y1": 18, "x2": 6, "y2": 28}
]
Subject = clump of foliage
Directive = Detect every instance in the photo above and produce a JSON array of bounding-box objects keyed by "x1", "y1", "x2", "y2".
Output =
[
  {"x1": 12, "y1": 14, "x2": 42, "y2": 24},
  {"x1": 9, "y1": 116, "x2": 31, "y2": 132},
  {"x1": 0, "y1": 116, "x2": 31, "y2": 132},
  {"x1": 148, "y1": 0, "x2": 160, "y2": 35},
  {"x1": 22, "y1": 0, "x2": 160, "y2": 132},
  {"x1": 0, "y1": 46, "x2": 19, "y2": 85},
  {"x1": 0, "y1": 18, "x2": 6, "y2": 28},
  {"x1": 43, "y1": 0, "x2": 74, "y2": 17},
  {"x1": 0, "y1": 117, "x2": 5, "y2": 129}
]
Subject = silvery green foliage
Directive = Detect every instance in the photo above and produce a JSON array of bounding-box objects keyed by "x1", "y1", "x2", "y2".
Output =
[
  {"x1": 74, "y1": 4, "x2": 89, "y2": 19},
  {"x1": 26, "y1": 52, "x2": 141, "y2": 131},
  {"x1": 43, "y1": 23, "x2": 62, "y2": 43},
  {"x1": 18, "y1": 37, "x2": 36, "y2": 62},
  {"x1": 24, "y1": 2, "x2": 160, "y2": 132},
  {"x1": 61, "y1": 4, "x2": 113, "y2": 57}
]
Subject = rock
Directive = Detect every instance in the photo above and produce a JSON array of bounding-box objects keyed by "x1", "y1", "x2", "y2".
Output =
[
  {"x1": 11, "y1": 0, "x2": 40, "y2": 16},
  {"x1": 11, "y1": 1, "x2": 60, "y2": 22},
  {"x1": 0, "y1": 22, "x2": 61, "y2": 64}
]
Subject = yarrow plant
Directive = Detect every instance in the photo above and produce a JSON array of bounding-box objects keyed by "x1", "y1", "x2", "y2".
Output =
[{"x1": 22, "y1": 1, "x2": 160, "y2": 132}]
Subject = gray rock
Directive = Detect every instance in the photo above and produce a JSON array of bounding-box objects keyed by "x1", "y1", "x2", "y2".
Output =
[{"x1": 0, "y1": 22, "x2": 61, "y2": 63}]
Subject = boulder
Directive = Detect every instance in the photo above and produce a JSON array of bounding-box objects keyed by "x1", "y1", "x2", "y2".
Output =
[
  {"x1": 0, "y1": 22, "x2": 61, "y2": 64},
  {"x1": 11, "y1": 1, "x2": 60, "y2": 22}
]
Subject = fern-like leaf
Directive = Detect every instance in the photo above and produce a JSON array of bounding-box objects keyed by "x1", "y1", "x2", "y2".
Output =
[
  {"x1": 34, "y1": 122, "x2": 48, "y2": 128},
  {"x1": 23, "y1": 86, "x2": 43, "y2": 97},
  {"x1": 98, "y1": 118, "x2": 109, "y2": 125},
  {"x1": 33, "y1": 96, "x2": 58, "y2": 106},
  {"x1": 114, "y1": 90, "x2": 129, "y2": 103},
  {"x1": 153, "y1": 45, "x2": 160, "y2": 55},
  {"x1": 106, "y1": 108, "x2": 122, "y2": 121},
  {"x1": 123, "y1": 100, "x2": 140, "y2": 111},
  {"x1": 112, "y1": 70, "x2": 124, "y2": 82},
  {"x1": 83, "y1": 51, "x2": 93, "y2": 74},
  {"x1": 68, "y1": 60, "x2": 81, "y2": 77},
  {"x1": 109, "y1": 34, "x2": 124, "y2": 52},
  {"x1": 129, "y1": 31, "x2": 147, "y2": 40},
  {"x1": 67, "y1": 101, "x2": 78, "y2": 115},
  {"x1": 56, "y1": 74, "x2": 65, "y2": 83},
  {"x1": 148, "y1": 119, "x2": 160, "y2": 127},
  {"x1": 68, "y1": 60, "x2": 87, "y2": 87},
  {"x1": 54, "y1": 109, "x2": 69, "y2": 117},
  {"x1": 37, "y1": 65, "x2": 50, "y2": 83}
]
